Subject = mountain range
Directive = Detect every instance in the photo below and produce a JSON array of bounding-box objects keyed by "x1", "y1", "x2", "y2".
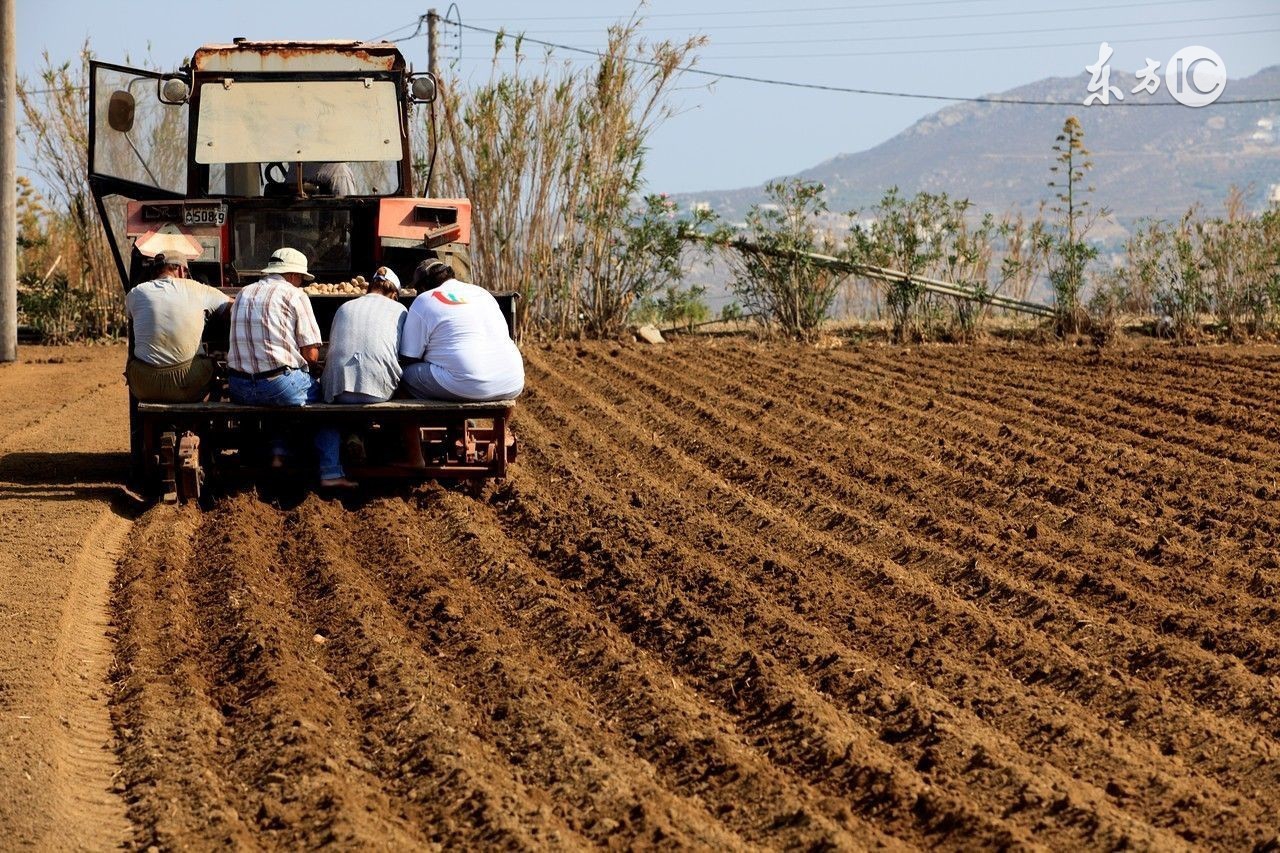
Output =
[{"x1": 676, "y1": 65, "x2": 1280, "y2": 236}]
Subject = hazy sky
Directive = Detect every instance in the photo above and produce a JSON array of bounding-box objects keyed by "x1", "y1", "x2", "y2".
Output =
[{"x1": 18, "y1": 0, "x2": 1280, "y2": 194}]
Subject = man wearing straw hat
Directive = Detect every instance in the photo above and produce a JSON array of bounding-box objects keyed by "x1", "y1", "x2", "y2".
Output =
[
  {"x1": 124, "y1": 244, "x2": 230, "y2": 403},
  {"x1": 227, "y1": 247, "x2": 355, "y2": 488}
]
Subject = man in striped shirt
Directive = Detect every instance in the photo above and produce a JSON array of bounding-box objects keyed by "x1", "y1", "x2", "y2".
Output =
[{"x1": 227, "y1": 247, "x2": 355, "y2": 488}]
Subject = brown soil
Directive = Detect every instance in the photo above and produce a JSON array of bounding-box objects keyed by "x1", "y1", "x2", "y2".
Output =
[
  {"x1": 0, "y1": 343, "x2": 134, "y2": 849},
  {"x1": 100, "y1": 338, "x2": 1280, "y2": 850}
]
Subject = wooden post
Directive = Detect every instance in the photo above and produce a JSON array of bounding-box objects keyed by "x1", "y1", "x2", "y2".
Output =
[
  {"x1": 427, "y1": 9, "x2": 439, "y2": 79},
  {"x1": 425, "y1": 8, "x2": 440, "y2": 197},
  {"x1": 0, "y1": 0, "x2": 17, "y2": 362}
]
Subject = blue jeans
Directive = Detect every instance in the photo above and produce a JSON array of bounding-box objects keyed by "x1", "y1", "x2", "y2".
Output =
[
  {"x1": 228, "y1": 369, "x2": 344, "y2": 481},
  {"x1": 312, "y1": 391, "x2": 388, "y2": 479}
]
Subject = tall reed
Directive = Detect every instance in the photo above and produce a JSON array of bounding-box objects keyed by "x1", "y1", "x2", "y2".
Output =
[{"x1": 434, "y1": 22, "x2": 703, "y2": 337}]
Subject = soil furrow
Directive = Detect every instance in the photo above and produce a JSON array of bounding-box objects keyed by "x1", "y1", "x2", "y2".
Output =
[{"x1": 514, "y1": 348, "x2": 1203, "y2": 845}]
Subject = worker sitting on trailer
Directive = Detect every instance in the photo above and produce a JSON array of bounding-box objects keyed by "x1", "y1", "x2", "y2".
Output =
[
  {"x1": 398, "y1": 259, "x2": 523, "y2": 470},
  {"x1": 125, "y1": 247, "x2": 231, "y2": 403},
  {"x1": 321, "y1": 266, "x2": 407, "y2": 404},
  {"x1": 399, "y1": 259, "x2": 525, "y2": 402},
  {"x1": 317, "y1": 267, "x2": 408, "y2": 465},
  {"x1": 227, "y1": 247, "x2": 356, "y2": 489}
]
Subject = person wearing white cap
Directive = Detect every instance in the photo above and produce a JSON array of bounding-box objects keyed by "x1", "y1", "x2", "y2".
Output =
[
  {"x1": 227, "y1": 247, "x2": 354, "y2": 487},
  {"x1": 314, "y1": 267, "x2": 408, "y2": 473},
  {"x1": 124, "y1": 246, "x2": 231, "y2": 402},
  {"x1": 319, "y1": 266, "x2": 407, "y2": 405}
]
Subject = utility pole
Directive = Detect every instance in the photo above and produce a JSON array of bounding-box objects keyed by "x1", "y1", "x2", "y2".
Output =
[
  {"x1": 425, "y1": 8, "x2": 439, "y2": 197},
  {"x1": 426, "y1": 8, "x2": 439, "y2": 79},
  {"x1": 0, "y1": 0, "x2": 17, "y2": 362}
]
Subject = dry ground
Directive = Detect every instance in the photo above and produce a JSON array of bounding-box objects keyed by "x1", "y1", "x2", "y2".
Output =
[
  {"x1": 0, "y1": 343, "x2": 134, "y2": 849},
  {"x1": 102, "y1": 338, "x2": 1280, "y2": 850}
]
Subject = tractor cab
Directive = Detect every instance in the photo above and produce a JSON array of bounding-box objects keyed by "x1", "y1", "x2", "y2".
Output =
[{"x1": 87, "y1": 39, "x2": 471, "y2": 306}]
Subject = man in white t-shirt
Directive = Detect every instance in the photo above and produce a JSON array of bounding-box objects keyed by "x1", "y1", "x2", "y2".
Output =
[
  {"x1": 399, "y1": 259, "x2": 524, "y2": 402},
  {"x1": 125, "y1": 249, "x2": 231, "y2": 402}
]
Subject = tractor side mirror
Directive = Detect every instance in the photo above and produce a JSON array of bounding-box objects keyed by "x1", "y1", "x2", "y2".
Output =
[
  {"x1": 409, "y1": 73, "x2": 437, "y2": 104},
  {"x1": 107, "y1": 90, "x2": 136, "y2": 132}
]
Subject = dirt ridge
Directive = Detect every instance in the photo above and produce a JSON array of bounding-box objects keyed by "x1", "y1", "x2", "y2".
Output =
[{"x1": 108, "y1": 340, "x2": 1280, "y2": 849}]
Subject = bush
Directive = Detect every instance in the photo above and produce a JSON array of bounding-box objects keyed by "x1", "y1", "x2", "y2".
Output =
[
  {"x1": 1151, "y1": 211, "x2": 1208, "y2": 340},
  {"x1": 17, "y1": 43, "x2": 125, "y2": 339},
  {"x1": 631, "y1": 282, "x2": 710, "y2": 331},
  {"x1": 717, "y1": 179, "x2": 846, "y2": 342},
  {"x1": 1198, "y1": 188, "x2": 1280, "y2": 338},
  {"x1": 849, "y1": 188, "x2": 1000, "y2": 341},
  {"x1": 603, "y1": 194, "x2": 713, "y2": 336},
  {"x1": 17, "y1": 271, "x2": 120, "y2": 343}
]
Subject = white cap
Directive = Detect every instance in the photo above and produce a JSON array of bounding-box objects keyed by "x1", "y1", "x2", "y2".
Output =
[
  {"x1": 262, "y1": 247, "x2": 315, "y2": 282},
  {"x1": 371, "y1": 266, "x2": 400, "y2": 290}
]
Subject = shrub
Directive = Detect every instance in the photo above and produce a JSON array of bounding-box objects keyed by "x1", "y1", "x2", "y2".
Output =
[
  {"x1": 17, "y1": 271, "x2": 109, "y2": 344},
  {"x1": 1197, "y1": 188, "x2": 1280, "y2": 338},
  {"x1": 17, "y1": 43, "x2": 124, "y2": 339},
  {"x1": 1046, "y1": 116, "x2": 1104, "y2": 336},
  {"x1": 1152, "y1": 211, "x2": 1208, "y2": 340},
  {"x1": 848, "y1": 187, "x2": 989, "y2": 341},
  {"x1": 632, "y1": 282, "x2": 710, "y2": 331},
  {"x1": 717, "y1": 179, "x2": 846, "y2": 342}
]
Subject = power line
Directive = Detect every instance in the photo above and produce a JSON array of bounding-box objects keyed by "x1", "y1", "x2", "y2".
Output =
[
  {"x1": 454, "y1": 24, "x2": 1280, "y2": 60},
  {"x1": 509, "y1": 0, "x2": 1226, "y2": 34},
  {"x1": 370, "y1": 19, "x2": 422, "y2": 41},
  {"x1": 649, "y1": 12, "x2": 1280, "y2": 46},
  {"x1": 450, "y1": 21, "x2": 1280, "y2": 105},
  {"x1": 453, "y1": 12, "x2": 1280, "y2": 50},
  {"x1": 461, "y1": 0, "x2": 1242, "y2": 22},
  {"x1": 466, "y1": 0, "x2": 1005, "y2": 21},
  {"x1": 708, "y1": 28, "x2": 1280, "y2": 59}
]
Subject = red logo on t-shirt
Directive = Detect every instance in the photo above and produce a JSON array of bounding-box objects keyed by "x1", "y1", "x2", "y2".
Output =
[{"x1": 431, "y1": 290, "x2": 468, "y2": 305}]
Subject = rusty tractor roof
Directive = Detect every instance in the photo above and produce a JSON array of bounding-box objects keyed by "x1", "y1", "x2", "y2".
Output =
[{"x1": 191, "y1": 40, "x2": 406, "y2": 74}]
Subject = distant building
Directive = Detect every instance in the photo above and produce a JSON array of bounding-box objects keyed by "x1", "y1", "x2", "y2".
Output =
[{"x1": 1254, "y1": 117, "x2": 1278, "y2": 145}]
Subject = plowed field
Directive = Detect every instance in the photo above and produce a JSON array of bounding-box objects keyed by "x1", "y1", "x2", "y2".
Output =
[{"x1": 111, "y1": 340, "x2": 1280, "y2": 850}]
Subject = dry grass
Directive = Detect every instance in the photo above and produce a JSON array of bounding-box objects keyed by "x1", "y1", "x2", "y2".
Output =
[
  {"x1": 17, "y1": 42, "x2": 123, "y2": 341},
  {"x1": 433, "y1": 20, "x2": 704, "y2": 337}
]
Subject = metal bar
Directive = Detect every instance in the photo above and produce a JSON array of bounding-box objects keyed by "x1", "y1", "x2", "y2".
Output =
[
  {"x1": 493, "y1": 411, "x2": 507, "y2": 478},
  {"x1": 687, "y1": 234, "x2": 1056, "y2": 319}
]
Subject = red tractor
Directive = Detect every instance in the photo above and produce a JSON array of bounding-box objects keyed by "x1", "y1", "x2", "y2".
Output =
[{"x1": 88, "y1": 40, "x2": 516, "y2": 502}]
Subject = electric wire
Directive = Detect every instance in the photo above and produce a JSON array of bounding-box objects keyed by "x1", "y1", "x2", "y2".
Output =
[
  {"x1": 504, "y1": 0, "x2": 1241, "y2": 34},
  {"x1": 455, "y1": 25, "x2": 1280, "y2": 60},
  {"x1": 448, "y1": 19, "x2": 1280, "y2": 105},
  {"x1": 519, "y1": 12, "x2": 1280, "y2": 48},
  {"x1": 463, "y1": 0, "x2": 1229, "y2": 22}
]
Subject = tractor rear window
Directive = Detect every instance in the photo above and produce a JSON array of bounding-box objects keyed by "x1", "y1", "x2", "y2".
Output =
[{"x1": 232, "y1": 209, "x2": 351, "y2": 278}]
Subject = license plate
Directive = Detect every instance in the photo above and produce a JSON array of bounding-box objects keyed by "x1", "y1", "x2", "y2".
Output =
[{"x1": 184, "y1": 205, "x2": 226, "y2": 227}]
